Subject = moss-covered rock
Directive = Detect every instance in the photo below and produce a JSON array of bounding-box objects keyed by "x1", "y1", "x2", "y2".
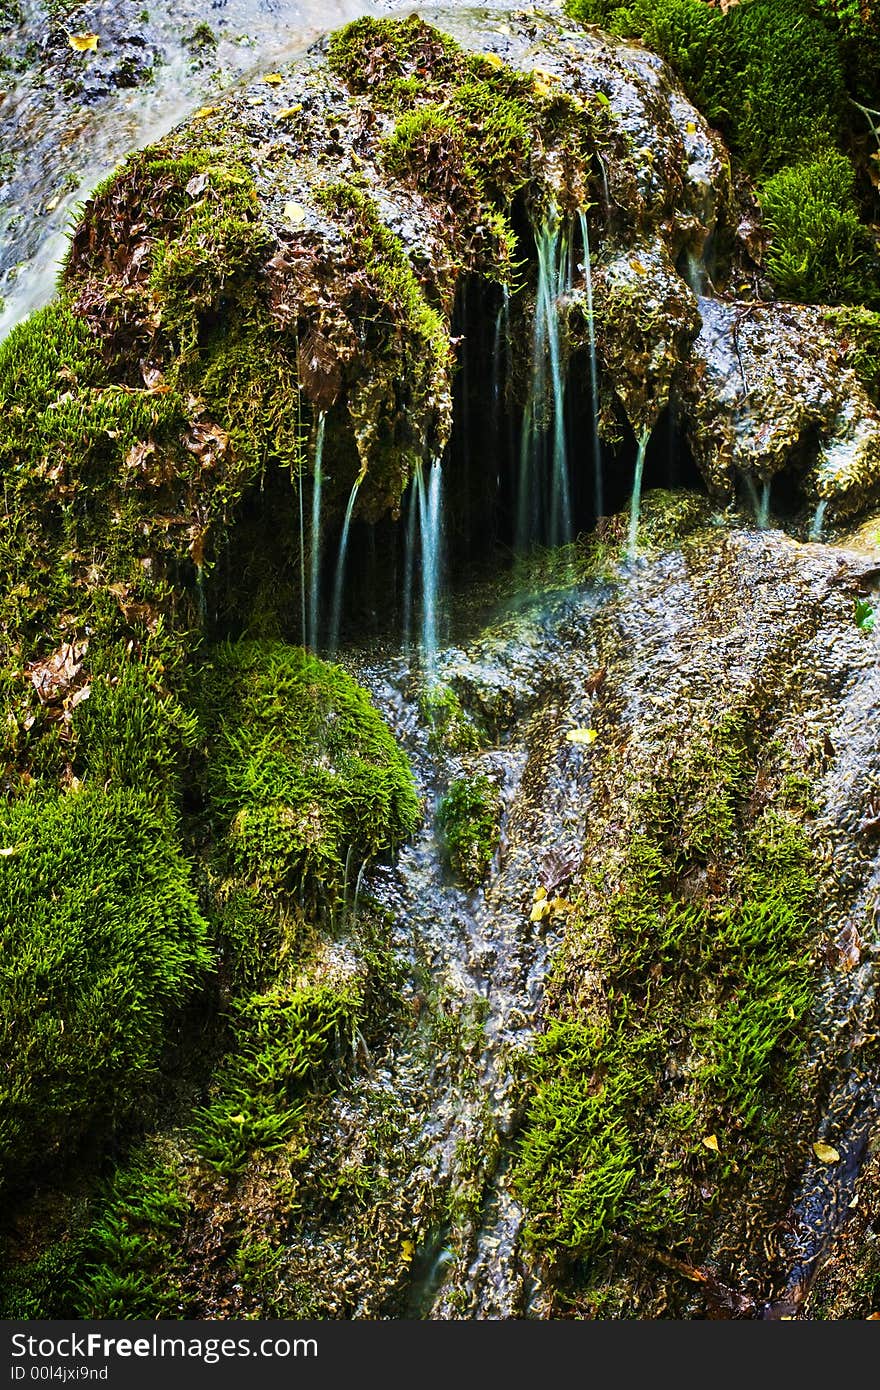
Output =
[
  {"x1": 198, "y1": 641, "x2": 419, "y2": 905},
  {"x1": 681, "y1": 297, "x2": 880, "y2": 516},
  {"x1": 0, "y1": 788, "x2": 211, "y2": 1198},
  {"x1": 514, "y1": 717, "x2": 817, "y2": 1270},
  {"x1": 437, "y1": 774, "x2": 501, "y2": 887}
]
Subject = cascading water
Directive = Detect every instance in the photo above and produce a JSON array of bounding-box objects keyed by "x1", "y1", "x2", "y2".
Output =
[
  {"x1": 758, "y1": 478, "x2": 773, "y2": 530},
  {"x1": 308, "y1": 411, "x2": 326, "y2": 651},
  {"x1": 578, "y1": 210, "x2": 604, "y2": 519},
  {"x1": 626, "y1": 427, "x2": 652, "y2": 560},
  {"x1": 328, "y1": 472, "x2": 363, "y2": 656},
  {"x1": 517, "y1": 208, "x2": 573, "y2": 552}
]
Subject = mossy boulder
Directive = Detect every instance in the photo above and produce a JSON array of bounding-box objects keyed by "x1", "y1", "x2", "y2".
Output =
[
  {"x1": 437, "y1": 774, "x2": 501, "y2": 887},
  {"x1": 681, "y1": 297, "x2": 880, "y2": 516},
  {"x1": 198, "y1": 641, "x2": 419, "y2": 904},
  {"x1": 0, "y1": 788, "x2": 211, "y2": 1198}
]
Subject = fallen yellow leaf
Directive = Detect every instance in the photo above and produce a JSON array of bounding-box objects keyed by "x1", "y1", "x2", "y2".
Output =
[
  {"x1": 565, "y1": 728, "x2": 598, "y2": 745},
  {"x1": 0, "y1": 846, "x2": 20, "y2": 858},
  {"x1": 533, "y1": 885, "x2": 547, "y2": 901},
  {"x1": 68, "y1": 32, "x2": 99, "y2": 52},
  {"x1": 702, "y1": 1134, "x2": 720, "y2": 1152},
  {"x1": 530, "y1": 898, "x2": 552, "y2": 922},
  {"x1": 481, "y1": 53, "x2": 504, "y2": 69},
  {"x1": 284, "y1": 202, "x2": 307, "y2": 226},
  {"x1": 400, "y1": 1239, "x2": 415, "y2": 1264},
  {"x1": 193, "y1": 107, "x2": 218, "y2": 119},
  {"x1": 812, "y1": 1141, "x2": 840, "y2": 1164},
  {"x1": 686, "y1": 120, "x2": 697, "y2": 135},
  {"x1": 263, "y1": 72, "x2": 284, "y2": 84},
  {"x1": 276, "y1": 105, "x2": 303, "y2": 118}
]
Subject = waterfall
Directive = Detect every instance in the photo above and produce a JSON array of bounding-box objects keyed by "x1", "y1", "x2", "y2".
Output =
[
  {"x1": 627, "y1": 428, "x2": 652, "y2": 560},
  {"x1": 308, "y1": 411, "x2": 326, "y2": 651},
  {"x1": 758, "y1": 479, "x2": 772, "y2": 530},
  {"x1": 517, "y1": 208, "x2": 573, "y2": 551},
  {"x1": 579, "y1": 210, "x2": 604, "y2": 519},
  {"x1": 810, "y1": 497, "x2": 829, "y2": 542},
  {"x1": 416, "y1": 459, "x2": 444, "y2": 681},
  {"x1": 327, "y1": 472, "x2": 362, "y2": 657}
]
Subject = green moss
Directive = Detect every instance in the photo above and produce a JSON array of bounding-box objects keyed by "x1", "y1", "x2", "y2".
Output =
[
  {"x1": 436, "y1": 775, "x2": 501, "y2": 887},
  {"x1": 568, "y1": 0, "x2": 845, "y2": 176},
  {"x1": 190, "y1": 983, "x2": 359, "y2": 1177},
  {"x1": 419, "y1": 683, "x2": 484, "y2": 752},
  {"x1": 327, "y1": 15, "x2": 463, "y2": 102},
  {"x1": 70, "y1": 1152, "x2": 189, "y2": 1318},
  {"x1": 73, "y1": 638, "x2": 199, "y2": 810},
  {"x1": 198, "y1": 641, "x2": 419, "y2": 904},
  {"x1": 759, "y1": 152, "x2": 878, "y2": 305},
  {"x1": 0, "y1": 788, "x2": 211, "y2": 1198},
  {"x1": 824, "y1": 305, "x2": 880, "y2": 398},
  {"x1": 513, "y1": 714, "x2": 818, "y2": 1281},
  {"x1": 304, "y1": 178, "x2": 454, "y2": 503}
]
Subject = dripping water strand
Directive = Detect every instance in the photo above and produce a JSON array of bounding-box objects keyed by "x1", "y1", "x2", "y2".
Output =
[
  {"x1": 328, "y1": 471, "x2": 362, "y2": 657},
  {"x1": 298, "y1": 459, "x2": 307, "y2": 651},
  {"x1": 402, "y1": 474, "x2": 419, "y2": 653},
  {"x1": 492, "y1": 286, "x2": 510, "y2": 501},
  {"x1": 810, "y1": 497, "x2": 829, "y2": 542},
  {"x1": 578, "y1": 210, "x2": 603, "y2": 520},
  {"x1": 758, "y1": 479, "x2": 772, "y2": 531},
  {"x1": 517, "y1": 208, "x2": 573, "y2": 551},
  {"x1": 416, "y1": 459, "x2": 444, "y2": 682},
  {"x1": 627, "y1": 428, "x2": 651, "y2": 560},
  {"x1": 309, "y1": 411, "x2": 326, "y2": 650}
]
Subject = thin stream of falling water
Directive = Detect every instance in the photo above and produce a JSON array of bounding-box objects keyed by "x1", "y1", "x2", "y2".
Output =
[
  {"x1": 578, "y1": 210, "x2": 604, "y2": 518},
  {"x1": 327, "y1": 474, "x2": 362, "y2": 656},
  {"x1": 810, "y1": 497, "x2": 829, "y2": 542},
  {"x1": 542, "y1": 217, "x2": 572, "y2": 547},
  {"x1": 744, "y1": 473, "x2": 762, "y2": 524},
  {"x1": 402, "y1": 475, "x2": 419, "y2": 653},
  {"x1": 626, "y1": 427, "x2": 651, "y2": 559},
  {"x1": 517, "y1": 208, "x2": 573, "y2": 551},
  {"x1": 416, "y1": 459, "x2": 444, "y2": 680},
  {"x1": 308, "y1": 411, "x2": 326, "y2": 650},
  {"x1": 298, "y1": 460, "x2": 307, "y2": 650},
  {"x1": 491, "y1": 286, "x2": 510, "y2": 501},
  {"x1": 758, "y1": 478, "x2": 772, "y2": 530}
]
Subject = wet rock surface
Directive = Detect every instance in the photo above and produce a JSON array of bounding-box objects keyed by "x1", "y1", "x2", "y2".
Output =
[
  {"x1": 2, "y1": 2, "x2": 880, "y2": 1322},
  {"x1": 199, "y1": 503, "x2": 878, "y2": 1319}
]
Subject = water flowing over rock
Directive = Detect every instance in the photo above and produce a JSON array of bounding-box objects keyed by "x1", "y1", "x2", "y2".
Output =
[{"x1": 2, "y1": 2, "x2": 880, "y2": 1325}]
